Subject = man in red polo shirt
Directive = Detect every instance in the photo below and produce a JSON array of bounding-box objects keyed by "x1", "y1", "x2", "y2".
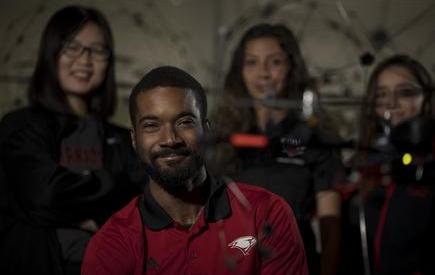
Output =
[{"x1": 82, "y1": 66, "x2": 308, "y2": 275}]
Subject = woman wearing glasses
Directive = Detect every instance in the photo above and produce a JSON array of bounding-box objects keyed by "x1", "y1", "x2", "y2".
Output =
[
  {"x1": 340, "y1": 55, "x2": 435, "y2": 275},
  {"x1": 0, "y1": 6, "x2": 144, "y2": 274},
  {"x1": 362, "y1": 54, "x2": 434, "y2": 140}
]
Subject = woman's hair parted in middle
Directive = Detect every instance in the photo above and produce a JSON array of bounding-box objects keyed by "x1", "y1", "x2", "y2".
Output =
[{"x1": 28, "y1": 5, "x2": 116, "y2": 118}]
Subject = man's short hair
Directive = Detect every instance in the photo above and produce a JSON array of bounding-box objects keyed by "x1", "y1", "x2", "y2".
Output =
[{"x1": 129, "y1": 66, "x2": 208, "y2": 127}]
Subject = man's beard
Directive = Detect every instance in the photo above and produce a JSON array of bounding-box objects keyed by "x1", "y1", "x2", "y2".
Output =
[{"x1": 142, "y1": 146, "x2": 204, "y2": 193}]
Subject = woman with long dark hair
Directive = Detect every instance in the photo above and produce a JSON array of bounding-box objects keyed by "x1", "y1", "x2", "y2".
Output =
[
  {"x1": 340, "y1": 54, "x2": 435, "y2": 275},
  {"x1": 0, "y1": 5, "x2": 144, "y2": 274},
  {"x1": 210, "y1": 23, "x2": 342, "y2": 275}
]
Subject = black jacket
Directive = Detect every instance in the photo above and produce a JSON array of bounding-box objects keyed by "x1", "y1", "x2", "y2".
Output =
[{"x1": 0, "y1": 106, "x2": 146, "y2": 274}]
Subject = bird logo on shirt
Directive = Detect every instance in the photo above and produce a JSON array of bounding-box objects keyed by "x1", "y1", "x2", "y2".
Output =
[{"x1": 228, "y1": 236, "x2": 257, "y2": 255}]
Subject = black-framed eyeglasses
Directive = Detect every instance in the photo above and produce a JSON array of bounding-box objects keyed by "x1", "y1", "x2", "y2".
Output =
[{"x1": 62, "y1": 40, "x2": 110, "y2": 61}]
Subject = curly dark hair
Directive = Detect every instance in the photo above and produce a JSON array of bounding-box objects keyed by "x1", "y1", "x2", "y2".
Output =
[{"x1": 209, "y1": 23, "x2": 311, "y2": 175}]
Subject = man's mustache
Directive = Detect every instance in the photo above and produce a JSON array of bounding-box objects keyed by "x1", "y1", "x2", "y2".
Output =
[{"x1": 151, "y1": 147, "x2": 191, "y2": 160}]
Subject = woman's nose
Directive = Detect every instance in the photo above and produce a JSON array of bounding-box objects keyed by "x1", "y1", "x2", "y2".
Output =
[
  {"x1": 384, "y1": 91, "x2": 399, "y2": 110},
  {"x1": 258, "y1": 62, "x2": 271, "y2": 78},
  {"x1": 76, "y1": 48, "x2": 93, "y2": 64}
]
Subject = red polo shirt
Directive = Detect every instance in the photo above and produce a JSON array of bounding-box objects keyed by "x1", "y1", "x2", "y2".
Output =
[{"x1": 82, "y1": 176, "x2": 307, "y2": 275}]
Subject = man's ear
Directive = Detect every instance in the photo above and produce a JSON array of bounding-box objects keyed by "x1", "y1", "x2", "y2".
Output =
[
  {"x1": 130, "y1": 128, "x2": 136, "y2": 151},
  {"x1": 203, "y1": 119, "x2": 216, "y2": 143},
  {"x1": 204, "y1": 119, "x2": 211, "y2": 132}
]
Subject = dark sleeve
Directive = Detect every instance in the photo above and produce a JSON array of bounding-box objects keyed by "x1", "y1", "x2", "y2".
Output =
[
  {"x1": 308, "y1": 129, "x2": 345, "y2": 193},
  {"x1": 1, "y1": 111, "x2": 117, "y2": 226},
  {"x1": 258, "y1": 195, "x2": 309, "y2": 275},
  {"x1": 421, "y1": 190, "x2": 435, "y2": 275},
  {"x1": 93, "y1": 124, "x2": 146, "y2": 225},
  {"x1": 108, "y1": 124, "x2": 146, "y2": 191}
]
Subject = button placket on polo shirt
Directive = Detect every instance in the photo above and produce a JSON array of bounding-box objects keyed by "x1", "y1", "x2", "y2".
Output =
[{"x1": 186, "y1": 213, "x2": 208, "y2": 275}]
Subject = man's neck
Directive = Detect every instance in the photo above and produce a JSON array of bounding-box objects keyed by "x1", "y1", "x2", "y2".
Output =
[{"x1": 149, "y1": 167, "x2": 208, "y2": 227}]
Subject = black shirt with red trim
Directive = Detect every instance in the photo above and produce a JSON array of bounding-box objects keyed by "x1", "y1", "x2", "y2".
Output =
[{"x1": 340, "y1": 181, "x2": 435, "y2": 275}]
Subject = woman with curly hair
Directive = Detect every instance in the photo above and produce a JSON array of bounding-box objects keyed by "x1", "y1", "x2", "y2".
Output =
[{"x1": 210, "y1": 23, "x2": 342, "y2": 275}]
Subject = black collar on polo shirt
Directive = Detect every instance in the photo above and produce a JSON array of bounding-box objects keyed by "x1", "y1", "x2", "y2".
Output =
[{"x1": 138, "y1": 174, "x2": 230, "y2": 230}]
